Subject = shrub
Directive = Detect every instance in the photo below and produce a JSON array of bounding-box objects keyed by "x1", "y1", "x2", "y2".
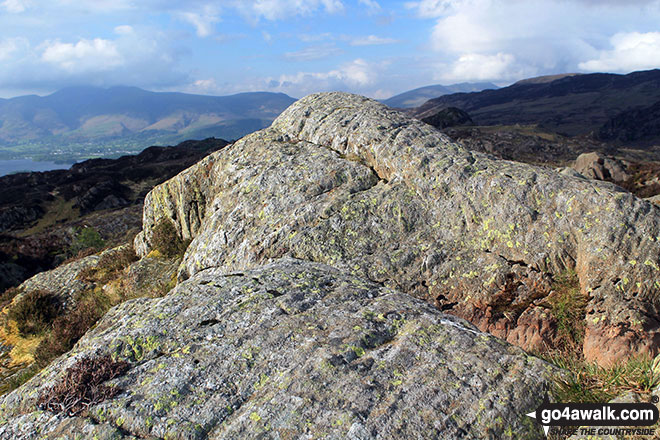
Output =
[
  {"x1": 150, "y1": 219, "x2": 189, "y2": 258},
  {"x1": 8, "y1": 290, "x2": 63, "y2": 337},
  {"x1": 34, "y1": 295, "x2": 105, "y2": 368},
  {"x1": 68, "y1": 226, "x2": 106, "y2": 256},
  {"x1": 0, "y1": 286, "x2": 20, "y2": 308},
  {"x1": 37, "y1": 355, "x2": 130, "y2": 416}
]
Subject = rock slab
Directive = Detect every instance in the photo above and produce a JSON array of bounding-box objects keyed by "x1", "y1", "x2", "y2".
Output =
[{"x1": 0, "y1": 259, "x2": 553, "y2": 439}]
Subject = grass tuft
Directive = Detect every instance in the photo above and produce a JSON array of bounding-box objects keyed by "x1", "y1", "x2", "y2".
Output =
[
  {"x1": 543, "y1": 351, "x2": 660, "y2": 403},
  {"x1": 547, "y1": 269, "x2": 586, "y2": 352}
]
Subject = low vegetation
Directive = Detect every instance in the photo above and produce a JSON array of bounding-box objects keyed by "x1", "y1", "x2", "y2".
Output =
[
  {"x1": 0, "y1": 286, "x2": 20, "y2": 308},
  {"x1": 77, "y1": 245, "x2": 138, "y2": 284},
  {"x1": 68, "y1": 226, "x2": 106, "y2": 256},
  {"x1": 0, "y1": 244, "x2": 141, "y2": 393},
  {"x1": 150, "y1": 218, "x2": 190, "y2": 258},
  {"x1": 548, "y1": 352, "x2": 660, "y2": 403},
  {"x1": 547, "y1": 269, "x2": 587, "y2": 353},
  {"x1": 538, "y1": 270, "x2": 660, "y2": 407},
  {"x1": 35, "y1": 246, "x2": 139, "y2": 368},
  {"x1": 37, "y1": 355, "x2": 130, "y2": 416},
  {"x1": 7, "y1": 290, "x2": 63, "y2": 337},
  {"x1": 34, "y1": 294, "x2": 105, "y2": 368}
]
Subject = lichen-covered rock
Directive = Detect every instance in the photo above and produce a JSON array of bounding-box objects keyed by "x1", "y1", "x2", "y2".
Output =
[
  {"x1": 134, "y1": 153, "x2": 218, "y2": 257},
  {"x1": 136, "y1": 92, "x2": 660, "y2": 365},
  {"x1": 0, "y1": 259, "x2": 554, "y2": 439},
  {"x1": 572, "y1": 152, "x2": 630, "y2": 183},
  {"x1": 16, "y1": 254, "x2": 99, "y2": 308}
]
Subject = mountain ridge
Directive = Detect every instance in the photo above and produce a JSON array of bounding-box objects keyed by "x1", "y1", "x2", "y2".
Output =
[
  {"x1": 0, "y1": 86, "x2": 295, "y2": 161},
  {"x1": 410, "y1": 69, "x2": 660, "y2": 143},
  {"x1": 382, "y1": 81, "x2": 498, "y2": 108}
]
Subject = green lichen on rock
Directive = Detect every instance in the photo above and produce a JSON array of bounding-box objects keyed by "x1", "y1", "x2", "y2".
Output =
[
  {"x1": 0, "y1": 259, "x2": 555, "y2": 439},
  {"x1": 137, "y1": 92, "x2": 660, "y2": 365}
]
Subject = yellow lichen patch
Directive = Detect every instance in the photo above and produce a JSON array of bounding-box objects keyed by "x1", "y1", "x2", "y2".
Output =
[
  {"x1": 147, "y1": 249, "x2": 163, "y2": 259},
  {"x1": 0, "y1": 319, "x2": 44, "y2": 366}
]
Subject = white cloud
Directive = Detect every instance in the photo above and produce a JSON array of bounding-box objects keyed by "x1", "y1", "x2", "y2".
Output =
[
  {"x1": 406, "y1": 0, "x2": 660, "y2": 83},
  {"x1": 284, "y1": 44, "x2": 342, "y2": 61},
  {"x1": 177, "y1": 5, "x2": 220, "y2": 37},
  {"x1": 579, "y1": 32, "x2": 660, "y2": 72},
  {"x1": 358, "y1": 0, "x2": 380, "y2": 11},
  {"x1": 189, "y1": 78, "x2": 219, "y2": 94},
  {"x1": 350, "y1": 35, "x2": 398, "y2": 46},
  {"x1": 0, "y1": 29, "x2": 188, "y2": 95},
  {"x1": 114, "y1": 25, "x2": 134, "y2": 35},
  {"x1": 41, "y1": 38, "x2": 123, "y2": 72},
  {"x1": 342, "y1": 58, "x2": 373, "y2": 86},
  {"x1": 405, "y1": 0, "x2": 468, "y2": 18},
  {"x1": 247, "y1": 0, "x2": 344, "y2": 20},
  {"x1": 1, "y1": 0, "x2": 30, "y2": 13},
  {"x1": 54, "y1": 0, "x2": 133, "y2": 12},
  {"x1": 261, "y1": 58, "x2": 378, "y2": 96},
  {"x1": 0, "y1": 37, "x2": 28, "y2": 61},
  {"x1": 436, "y1": 52, "x2": 537, "y2": 82}
]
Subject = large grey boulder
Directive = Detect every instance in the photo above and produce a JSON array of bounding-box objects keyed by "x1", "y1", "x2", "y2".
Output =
[
  {"x1": 572, "y1": 152, "x2": 630, "y2": 183},
  {"x1": 136, "y1": 92, "x2": 660, "y2": 365},
  {"x1": 0, "y1": 259, "x2": 554, "y2": 439}
]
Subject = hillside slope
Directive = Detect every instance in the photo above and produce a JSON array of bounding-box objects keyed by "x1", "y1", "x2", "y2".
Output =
[
  {"x1": 382, "y1": 82, "x2": 497, "y2": 108},
  {"x1": 0, "y1": 87, "x2": 294, "y2": 160},
  {"x1": 411, "y1": 69, "x2": 660, "y2": 142}
]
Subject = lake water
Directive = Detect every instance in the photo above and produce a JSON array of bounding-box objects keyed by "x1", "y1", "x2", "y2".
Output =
[{"x1": 0, "y1": 159, "x2": 74, "y2": 177}]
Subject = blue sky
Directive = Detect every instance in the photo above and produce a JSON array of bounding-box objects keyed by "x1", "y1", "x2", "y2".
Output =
[{"x1": 1, "y1": 0, "x2": 660, "y2": 99}]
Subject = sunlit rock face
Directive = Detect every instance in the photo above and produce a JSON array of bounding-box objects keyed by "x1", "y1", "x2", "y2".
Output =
[
  {"x1": 0, "y1": 259, "x2": 554, "y2": 439},
  {"x1": 138, "y1": 92, "x2": 660, "y2": 366}
]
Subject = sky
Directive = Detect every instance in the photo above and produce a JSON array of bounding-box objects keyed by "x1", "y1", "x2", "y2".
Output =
[{"x1": 1, "y1": 0, "x2": 660, "y2": 99}]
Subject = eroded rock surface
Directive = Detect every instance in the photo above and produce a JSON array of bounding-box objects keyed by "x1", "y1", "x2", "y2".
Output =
[
  {"x1": 572, "y1": 152, "x2": 630, "y2": 183},
  {"x1": 136, "y1": 92, "x2": 660, "y2": 365},
  {"x1": 0, "y1": 259, "x2": 554, "y2": 439}
]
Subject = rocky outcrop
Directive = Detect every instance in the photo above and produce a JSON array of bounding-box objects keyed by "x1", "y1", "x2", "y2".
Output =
[
  {"x1": 16, "y1": 254, "x2": 99, "y2": 308},
  {"x1": 572, "y1": 152, "x2": 630, "y2": 183},
  {"x1": 442, "y1": 125, "x2": 609, "y2": 166},
  {"x1": 420, "y1": 107, "x2": 474, "y2": 130},
  {"x1": 0, "y1": 259, "x2": 555, "y2": 439},
  {"x1": 137, "y1": 92, "x2": 660, "y2": 366}
]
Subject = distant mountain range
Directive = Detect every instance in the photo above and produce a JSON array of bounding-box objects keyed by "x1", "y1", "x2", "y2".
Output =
[
  {"x1": 0, "y1": 86, "x2": 296, "y2": 161},
  {"x1": 382, "y1": 82, "x2": 498, "y2": 108},
  {"x1": 411, "y1": 69, "x2": 660, "y2": 145}
]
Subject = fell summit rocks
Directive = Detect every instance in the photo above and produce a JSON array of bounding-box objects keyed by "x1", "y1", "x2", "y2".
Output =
[{"x1": 138, "y1": 92, "x2": 660, "y2": 366}]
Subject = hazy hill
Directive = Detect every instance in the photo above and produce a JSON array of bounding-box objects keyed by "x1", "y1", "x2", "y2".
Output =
[
  {"x1": 411, "y1": 69, "x2": 660, "y2": 143},
  {"x1": 0, "y1": 86, "x2": 295, "y2": 160},
  {"x1": 382, "y1": 82, "x2": 498, "y2": 108}
]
